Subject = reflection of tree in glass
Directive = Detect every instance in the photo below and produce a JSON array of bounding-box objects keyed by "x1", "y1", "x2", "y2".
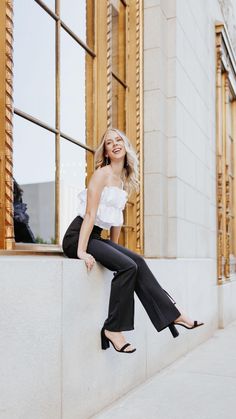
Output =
[
  {"x1": 35, "y1": 236, "x2": 56, "y2": 245},
  {"x1": 13, "y1": 178, "x2": 36, "y2": 243}
]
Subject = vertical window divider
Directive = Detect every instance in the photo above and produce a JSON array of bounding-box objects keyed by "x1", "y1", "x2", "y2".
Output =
[{"x1": 55, "y1": 0, "x2": 61, "y2": 244}]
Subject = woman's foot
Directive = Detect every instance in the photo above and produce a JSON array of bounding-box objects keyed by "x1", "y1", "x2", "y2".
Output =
[
  {"x1": 104, "y1": 329, "x2": 135, "y2": 352},
  {"x1": 174, "y1": 311, "x2": 204, "y2": 328}
]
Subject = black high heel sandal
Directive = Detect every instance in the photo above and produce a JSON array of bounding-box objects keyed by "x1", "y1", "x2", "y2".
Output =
[
  {"x1": 101, "y1": 327, "x2": 136, "y2": 353},
  {"x1": 168, "y1": 323, "x2": 179, "y2": 338},
  {"x1": 174, "y1": 320, "x2": 204, "y2": 330}
]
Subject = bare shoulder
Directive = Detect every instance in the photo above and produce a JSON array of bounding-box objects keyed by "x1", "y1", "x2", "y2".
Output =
[{"x1": 88, "y1": 166, "x2": 108, "y2": 189}]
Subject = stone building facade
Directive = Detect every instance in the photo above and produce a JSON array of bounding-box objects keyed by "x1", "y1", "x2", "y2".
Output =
[{"x1": 0, "y1": 1, "x2": 236, "y2": 418}]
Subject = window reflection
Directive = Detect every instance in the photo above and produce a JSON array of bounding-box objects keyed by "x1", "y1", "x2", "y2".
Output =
[
  {"x1": 61, "y1": 29, "x2": 88, "y2": 142},
  {"x1": 60, "y1": 0, "x2": 89, "y2": 45},
  {"x1": 60, "y1": 139, "x2": 87, "y2": 242},
  {"x1": 13, "y1": 115, "x2": 56, "y2": 244},
  {"x1": 13, "y1": 0, "x2": 55, "y2": 126}
]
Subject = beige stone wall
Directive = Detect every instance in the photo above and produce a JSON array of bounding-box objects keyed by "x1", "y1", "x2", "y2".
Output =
[
  {"x1": 144, "y1": 0, "x2": 176, "y2": 257},
  {"x1": 219, "y1": 0, "x2": 236, "y2": 53},
  {"x1": 143, "y1": 0, "x2": 236, "y2": 258}
]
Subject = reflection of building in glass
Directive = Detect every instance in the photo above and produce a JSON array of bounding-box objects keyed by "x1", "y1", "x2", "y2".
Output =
[{"x1": 21, "y1": 182, "x2": 55, "y2": 244}]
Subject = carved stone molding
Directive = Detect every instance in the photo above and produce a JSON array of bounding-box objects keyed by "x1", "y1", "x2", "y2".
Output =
[
  {"x1": 106, "y1": 2, "x2": 112, "y2": 128},
  {"x1": 134, "y1": 0, "x2": 143, "y2": 252},
  {"x1": 0, "y1": 0, "x2": 14, "y2": 249}
]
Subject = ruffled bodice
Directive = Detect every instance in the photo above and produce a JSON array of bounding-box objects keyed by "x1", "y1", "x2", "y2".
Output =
[{"x1": 77, "y1": 185, "x2": 128, "y2": 230}]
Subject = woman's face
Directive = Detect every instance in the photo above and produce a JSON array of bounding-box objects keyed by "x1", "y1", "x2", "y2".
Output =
[{"x1": 104, "y1": 130, "x2": 126, "y2": 162}]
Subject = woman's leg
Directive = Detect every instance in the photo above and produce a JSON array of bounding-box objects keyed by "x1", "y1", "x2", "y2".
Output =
[
  {"x1": 102, "y1": 239, "x2": 181, "y2": 332},
  {"x1": 62, "y1": 222, "x2": 138, "y2": 350},
  {"x1": 85, "y1": 237, "x2": 138, "y2": 332}
]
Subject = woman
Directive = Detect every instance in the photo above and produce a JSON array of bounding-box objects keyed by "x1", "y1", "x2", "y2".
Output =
[{"x1": 62, "y1": 128, "x2": 204, "y2": 354}]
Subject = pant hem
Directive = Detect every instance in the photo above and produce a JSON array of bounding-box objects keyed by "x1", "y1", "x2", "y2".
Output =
[{"x1": 103, "y1": 325, "x2": 135, "y2": 332}]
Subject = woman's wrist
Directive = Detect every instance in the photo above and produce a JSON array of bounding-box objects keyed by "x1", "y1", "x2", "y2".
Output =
[{"x1": 77, "y1": 249, "x2": 87, "y2": 257}]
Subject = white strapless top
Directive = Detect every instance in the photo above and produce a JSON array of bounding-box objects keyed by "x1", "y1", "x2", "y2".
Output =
[{"x1": 77, "y1": 184, "x2": 128, "y2": 230}]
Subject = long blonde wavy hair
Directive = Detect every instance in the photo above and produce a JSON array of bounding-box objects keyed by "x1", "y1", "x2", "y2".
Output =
[{"x1": 94, "y1": 128, "x2": 139, "y2": 196}]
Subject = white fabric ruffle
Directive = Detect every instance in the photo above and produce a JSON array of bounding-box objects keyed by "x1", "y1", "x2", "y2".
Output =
[{"x1": 77, "y1": 186, "x2": 128, "y2": 230}]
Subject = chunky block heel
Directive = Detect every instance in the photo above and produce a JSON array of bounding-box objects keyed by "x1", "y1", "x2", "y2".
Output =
[
  {"x1": 169, "y1": 323, "x2": 179, "y2": 338},
  {"x1": 101, "y1": 327, "x2": 110, "y2": 350},
  {"x1": 100, "y1": 327, "x2": 136, "y2": 353}
]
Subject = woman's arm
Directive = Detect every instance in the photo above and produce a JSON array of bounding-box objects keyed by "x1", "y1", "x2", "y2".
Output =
[
  {"x1": 77, "y1": 168, "x2": 105, "y2": 257},
  {"x1": 110, "y1": 226, "x2": 122, "y2": 244}
]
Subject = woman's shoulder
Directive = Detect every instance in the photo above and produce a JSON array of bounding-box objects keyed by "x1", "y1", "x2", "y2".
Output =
[
  {"x1": 91, "y1": 166, "x2": 112, "y2": 185},
  {"x1": 89, "y1": 166, "x2": 108, "y2": 187}
]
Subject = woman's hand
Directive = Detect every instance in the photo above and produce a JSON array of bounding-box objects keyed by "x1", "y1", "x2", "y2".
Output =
[{"x1": 77, "y1": 250, "x2": 96, "y2": 271}]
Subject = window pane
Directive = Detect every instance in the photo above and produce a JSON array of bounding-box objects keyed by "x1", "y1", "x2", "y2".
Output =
[
  {"x1": 43, "y1": 0, "x2": 55, "y2": 11},
  {"x1": 60, "y1": 139, "x2": 88, "y2": 242},
  {"x1": 112, "y1": 77, "x2": 126, "y2": 131},
  {"x1": 61, "y1": 29, "x2": 89, "y2": 143},
  {"x1": 13, "y1": 0, "x2": 55, "y2": 126},
  {"x1": 13, "y1": 115, "x2": 56, "y2": 244},
  {"x1": 60, "y1": 0, "x2": 93, "y2": 48}
]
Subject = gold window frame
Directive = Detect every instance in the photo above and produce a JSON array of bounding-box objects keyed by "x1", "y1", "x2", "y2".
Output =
[
  {"x1": 0, "y1": 0, "x2": 143, "y2": 255},
  {"x1": 94, "y1": 0, "x2": 144, "y2": 254},
  {"x1": 216, "y1": 22, "x2": 236, "y2": 283}
]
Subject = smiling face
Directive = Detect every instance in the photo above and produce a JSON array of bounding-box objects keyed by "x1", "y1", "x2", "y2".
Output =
[{"x1": 104, "y1": 130, "x2": 126, "y2": 162}]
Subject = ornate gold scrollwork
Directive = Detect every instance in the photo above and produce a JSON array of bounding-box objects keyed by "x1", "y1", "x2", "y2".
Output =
[{"x1": 216, "y1": 23, "x2": 236, "y2": 283}]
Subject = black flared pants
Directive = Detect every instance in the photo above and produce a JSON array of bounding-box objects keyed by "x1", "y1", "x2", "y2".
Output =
[{"x1": 62, "y1": 216, "x2": 181, "y2": 332}]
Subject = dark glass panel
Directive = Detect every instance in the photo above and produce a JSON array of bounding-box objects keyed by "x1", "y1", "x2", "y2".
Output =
[{"x1": 13, "y1": 115, "x2": 56, "y2": 244}]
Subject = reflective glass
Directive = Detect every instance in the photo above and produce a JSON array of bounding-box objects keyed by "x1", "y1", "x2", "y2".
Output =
[
  {"x1": 13, "y1": 0, "x2": 55, "y2": 126},
  {"x1": 61, "y1": 29, "x2": 87, "y2": 143},
  {"x1": 60, "y1": 0, "x2": 92, "y2": 47},
  {"x1": 43, "y1": 0, "x2": 55, "y2": 11},
  {"x1": 60, "y1": 139, "x2": 87, "y2": 242},
  {"x1": 13, "y1": 115, "x2": 56, "y2": 244}
]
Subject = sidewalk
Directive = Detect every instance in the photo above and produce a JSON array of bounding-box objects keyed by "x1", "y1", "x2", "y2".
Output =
[{"x1": 92, "y1": 321, "x2": 236, "y2": 419}]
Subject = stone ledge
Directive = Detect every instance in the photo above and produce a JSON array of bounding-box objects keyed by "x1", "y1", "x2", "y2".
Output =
[{"x1": 0, "y1": 256, "x2": 217, "y2": 419}]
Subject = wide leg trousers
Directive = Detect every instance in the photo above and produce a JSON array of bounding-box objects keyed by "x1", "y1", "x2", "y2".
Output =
[{"x1": 62, "y1": 216, "x2": 181, "y2": 332}]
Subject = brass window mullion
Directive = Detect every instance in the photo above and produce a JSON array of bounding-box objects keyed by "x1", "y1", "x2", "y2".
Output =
[
  {"x1": 55, "y1": 0, "x2": 60, "y2": 244},
  {"x1": 112, "y1": 71, "x2": 127, "y2": 88},
  {"x1": 34, "y1": 0, "x2": 59, "y2": 20},
  {"x1": 60, "y1": 21, "x2": 96, "y2": 58},
  {"x1": 14, "y1": 108, "x2": 94, "y2": 152},
  {"x1": 14, "y1": 108, "x2": 59, "y2": 134},
  {"x1": 34, "y1": 0, "x2": 96, "y2": 58}
]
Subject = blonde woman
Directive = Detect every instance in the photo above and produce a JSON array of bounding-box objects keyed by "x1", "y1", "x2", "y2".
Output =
[{"x1": 62, "y1": 128, "x2": 204, "y2": 353}]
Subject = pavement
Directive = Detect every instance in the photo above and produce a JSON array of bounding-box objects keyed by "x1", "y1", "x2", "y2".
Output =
[{"x1": 92, "y1": 321, "x2": 236, "y2": 419}]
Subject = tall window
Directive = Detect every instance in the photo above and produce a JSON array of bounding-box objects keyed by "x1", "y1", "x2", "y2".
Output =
[
  {"x1": 0, "y1": 0, "x2": 143, "y2": 253},
  {"x1": 13, "y1": 0, "x2": 94, "y2": 246},
  {"x1": 216, "y1": 23, "x2": 236, "y2": 282}
]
